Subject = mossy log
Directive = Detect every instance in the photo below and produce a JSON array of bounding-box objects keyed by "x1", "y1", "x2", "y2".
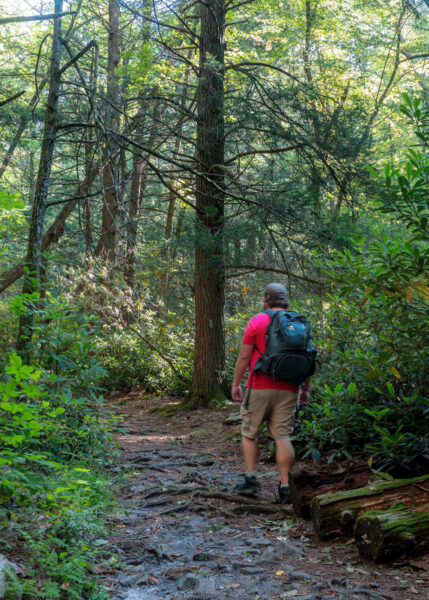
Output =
[
  {"x1": 289, "y1": 461, "x2": 372, "y2": 519},
  {"x1": 310, "y1": 474, "x2": 429, "y2": 539},
  {"x1": 355, "y1": 504, "x2": 429, "y2": 562}
]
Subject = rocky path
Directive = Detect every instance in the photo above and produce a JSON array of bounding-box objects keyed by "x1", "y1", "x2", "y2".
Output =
[{"x1": 103, "y1": 392, "x2": 428, "y2": 600}]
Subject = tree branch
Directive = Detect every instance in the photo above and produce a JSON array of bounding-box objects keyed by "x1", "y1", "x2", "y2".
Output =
[
  {"x1": 0, "y1": 12, "x2": 76, "y2": 25},
  {"x1": 118, "y1": 319, "x2": 191, "y2": 386},
  {"x1": 0, "y1": 91, "x2": 25, "y2": 108},
  {"x1": 58, "y1": 40, "x2": 97, "y2": 77},
  {"x1": 226, "y1": 264, "x2": 324, "y2": 286}
]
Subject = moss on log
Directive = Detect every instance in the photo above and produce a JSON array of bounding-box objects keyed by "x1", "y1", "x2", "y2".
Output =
[
  {"x1": 355, "y1": 504, "x2": 429, "y2": 562},
  {"x1": 310, "y1": 474, "x2": 429, "y2": 539},
  {"x1": 289, "y1": 461, "x2": 372, "y2": 519}
]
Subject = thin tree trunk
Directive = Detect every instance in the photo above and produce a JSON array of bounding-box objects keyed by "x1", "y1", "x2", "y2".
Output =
[
  {"x1": 16, "y1": 0, "x2": 63, "y2": 356},
  {"x1": 123, "y1": 99, "x2": 159, "y2": 291},
  {"x1": 188, "y1": 0, "x2": 226, "y2": 407},
  {"x1": 100, "y1": 0, "x2": 121, "y2": 263},
  {"x1": 158, "y1": 60, "x2": 193, "y2": 316}
]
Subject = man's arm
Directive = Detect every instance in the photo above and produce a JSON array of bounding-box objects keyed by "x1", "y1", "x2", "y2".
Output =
[{"x1": 231, "y1": 343, "x2": 254, "y2": 402}]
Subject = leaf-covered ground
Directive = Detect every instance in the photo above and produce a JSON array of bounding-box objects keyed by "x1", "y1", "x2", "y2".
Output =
[{"x1": 104, "y1": 391, "x2": 428, "y2": 600}]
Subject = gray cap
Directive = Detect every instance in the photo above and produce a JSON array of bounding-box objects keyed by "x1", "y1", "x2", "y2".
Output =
[{"x1": 263, "y1": 282, "x2": 287, "y2": 303}]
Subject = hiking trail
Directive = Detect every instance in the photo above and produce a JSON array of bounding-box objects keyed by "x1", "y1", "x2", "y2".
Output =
[{"x1": 103, "y1": 391, "x2": 428, "y2": 600}]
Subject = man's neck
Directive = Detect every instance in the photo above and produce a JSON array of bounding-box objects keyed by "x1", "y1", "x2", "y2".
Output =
[{"x1": 263, "y1": 303, "x2": 283, "y2": 311}]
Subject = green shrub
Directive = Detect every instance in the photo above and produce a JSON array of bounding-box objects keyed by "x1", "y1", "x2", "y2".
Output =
[{"x1": 295, "y1": 94, "x2": 428, "y2": 474}]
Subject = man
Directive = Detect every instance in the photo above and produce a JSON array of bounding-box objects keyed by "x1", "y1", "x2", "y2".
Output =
[{"x1": 231, "y1": 283, "x2": 310, "y2": 503}]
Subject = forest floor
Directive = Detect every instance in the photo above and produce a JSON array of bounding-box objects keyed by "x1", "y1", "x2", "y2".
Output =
[{"x1": 103, "y1": 391, "x2": 429, "y2": 600}]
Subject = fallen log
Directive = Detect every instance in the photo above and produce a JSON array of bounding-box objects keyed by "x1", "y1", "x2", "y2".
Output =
[
  {"x1": 310, "y1": 474, "x2": 429, "y2": 539},
  {"x1": 289, "y1": 461, "x2": 372, "y2": 518},
  {"x1": 355, "y1": 504, "x2": 429, "y2": 562}
]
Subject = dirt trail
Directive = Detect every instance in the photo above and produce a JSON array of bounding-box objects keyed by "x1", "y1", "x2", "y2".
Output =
[{"x1": 104, "y1": 392, "x2": 428, "y2": 600}]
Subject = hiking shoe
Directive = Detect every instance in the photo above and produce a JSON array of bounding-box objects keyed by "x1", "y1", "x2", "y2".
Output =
[
  {"x1": 233, "y1": 474, "x2": 260, "y2": 496},
  {"x1": 277, "y1": 482, "x2": 291, "y2": 504}
]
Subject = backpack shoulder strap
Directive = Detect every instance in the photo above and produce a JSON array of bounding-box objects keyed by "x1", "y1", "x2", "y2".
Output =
[{"x1": 263, "y1": 308, "x2": 287, "y2": 319}]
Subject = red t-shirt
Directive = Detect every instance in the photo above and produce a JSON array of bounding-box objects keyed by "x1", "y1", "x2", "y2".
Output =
[{"x1": 242, "y1": 312, "x2": 298, "y2": 391}]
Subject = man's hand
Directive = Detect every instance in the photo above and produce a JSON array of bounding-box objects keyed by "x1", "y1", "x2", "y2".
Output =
[
  {"x1": 298, "y1": 389, "x2": 309, "y2": 406},
  {"x1": 231, "y1": 385, "x2": 243, "y2": 402}
]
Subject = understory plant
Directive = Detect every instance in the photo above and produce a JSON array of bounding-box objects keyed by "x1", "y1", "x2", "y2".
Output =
[
  {"x1": 0, "y1": 292, "x2": 116, "y2": 598},
  {"x1": 295, "y1": 94, "x2": 428, "y2": 474}
]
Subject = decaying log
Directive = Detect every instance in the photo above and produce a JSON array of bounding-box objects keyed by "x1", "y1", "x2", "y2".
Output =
[
  {"x1": 310, "y1": 474, "x2": 429, "y2": 539},
  {"x1": 355, "y1": 503, "x2": 429, "y2": 562},
  {"x1": 289, "y1": 461, "x2": 372, "y2": 518}
]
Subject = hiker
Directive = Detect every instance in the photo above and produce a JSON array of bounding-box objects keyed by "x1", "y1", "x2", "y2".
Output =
[{"x1": 231, "y1": 283, "x2": 312, "y2": 504}]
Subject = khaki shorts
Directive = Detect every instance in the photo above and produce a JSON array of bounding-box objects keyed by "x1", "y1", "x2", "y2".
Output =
[{"x1": 240, "y1": 388, "x2": 297, "y2": 440}]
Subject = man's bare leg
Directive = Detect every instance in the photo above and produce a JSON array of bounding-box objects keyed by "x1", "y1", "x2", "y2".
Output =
[
  {"x1": 275, "y1": 438, "x2": 295, "y2": 484},
  {"x1": 242, "y1": 436, "x2": 258, "y2": 472}
]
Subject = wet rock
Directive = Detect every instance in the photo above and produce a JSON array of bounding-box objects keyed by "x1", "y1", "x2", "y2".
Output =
[
  {"x1": 328, "y1": 577, "x2": 347, "y2": 588},
  {"x1": 247, "y1": 536, "x2": 272, "y2": 548},
  {"x1": 197, "y1": 575, "x2": 219, "y2": 596},
  {"x1": 312, "y1": 582, "x2": 325, "y2": 592},
  {"x1": 350, "y1": 584, "x2": 372, "y2": 595},
  {"x1": 278, "y1": 539, "x2": 306, "y2": 556},
  {"x1": 118, "y1": 572, "x2": 148, "y2": 586},
  {"x1": 177, "y1": 575, "x2": 199, "y2": 591},
  {"x1": 216, "y1": 563, "x2": 232, "y2": 573},
  {"x1": 259, "y1": 550, "x2": 283, "y2": 566},
  {"x1": 236, "y1": 565, "x2": 266, "y2": 575},
  {"x1": 277, "y1": 564, "x2": 312, "y2": 582},
  {"x1": 224, "y1": 413, "x2": 241, "y2": 425},
  {"x1": 0, "y1": 555, "x2": 22, "y2": 600},
  {"x1": 192, "y1": 552, "x2": 217, "y2": 562}
]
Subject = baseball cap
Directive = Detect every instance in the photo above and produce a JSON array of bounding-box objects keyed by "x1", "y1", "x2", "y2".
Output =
[{"x1": 263, "y1": 283, "x2": 287, "y2": 303}]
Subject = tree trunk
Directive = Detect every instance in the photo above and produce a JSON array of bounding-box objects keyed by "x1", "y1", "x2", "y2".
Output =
[
  {"x1": 355, "y1": 504, "x2": 429, "y2": 562},
  {"x1": 311, "y1": 474, "x2": 429, "y2": 539},
  {"x1": 123, "y1": 98, "x2": 159, "y2": 292},
  {"x1": 289, "y1": 461, "x2": 372, "y2": 519},
  {"x1": 158, "y1": 54, "x2": 194, "y2": 316},
  {"x1": 100, "y1": 0, "x2": 121, "y2": 263},
  {"x1": 16, "y1": 0, "x2": 63, "y2": 356},
  {"x1": 188, "y1": 0, "x2": 226, "y2": 407}
]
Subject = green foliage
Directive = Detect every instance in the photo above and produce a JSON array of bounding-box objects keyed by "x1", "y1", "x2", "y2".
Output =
[
  {"x1": 295, "y1": 94, "x2": 429, "y2": 474},
  {"x1": 0, "y1": 286, "x2": 115, "y2": 599}
]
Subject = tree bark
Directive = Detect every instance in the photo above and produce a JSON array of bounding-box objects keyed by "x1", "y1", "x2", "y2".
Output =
[
  {"x1": 16, "y1": 0, "x2": 63, "y2": 356},
  {"x1": 355, "y1": 504, "x2": 429, "y2": 562},
  {"x1": 310, "y1": 474, "x2": 429, "y2": 539},
  {"x1": 100, "y1": 0, "x2": 121, "y2": 263},
  {"x1": 289, "y1": 461, "x2": 372, "y2": 519},
  {"x1": 188, "y1": 0, "x2": 226, "y2": 407}
]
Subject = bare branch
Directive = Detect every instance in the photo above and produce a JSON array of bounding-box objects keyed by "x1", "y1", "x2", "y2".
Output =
[
  {"x1": 226, "y1": 264, "x2": 323, "y2": 286},
  {"x1": 119, "y1": 319, "x2": 191, "y2": 386},
  {"x1": 0, "y1": 12, "x2": 76, "y2": 25},
  {"x1": 58, "y1": 40, "x2": 97, "y2": 77}
]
